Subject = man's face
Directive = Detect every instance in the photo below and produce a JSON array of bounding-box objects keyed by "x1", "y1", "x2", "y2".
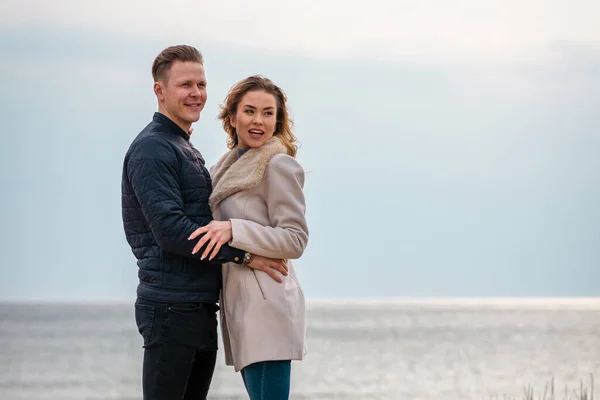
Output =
[{"x1": 155, "y1": 61, "x2": 207, "y2": 133}]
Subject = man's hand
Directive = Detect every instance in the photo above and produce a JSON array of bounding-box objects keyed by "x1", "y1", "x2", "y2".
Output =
[
  {"x1": 247, "y1": 255, "x2": 288, "y2": 283},
  {"x1": 189, "y1": 221, "x2": 233, "y2": 260}
]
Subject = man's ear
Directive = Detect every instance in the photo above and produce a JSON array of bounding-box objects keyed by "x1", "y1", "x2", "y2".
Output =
[{"x1": 154, "y1": 82, "x2": 164, "y2": 101}]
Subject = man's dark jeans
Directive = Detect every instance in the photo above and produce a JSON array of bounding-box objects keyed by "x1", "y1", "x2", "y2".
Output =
[{"x1": 134, "y1": 297, "x2": 220, "y2": 400}]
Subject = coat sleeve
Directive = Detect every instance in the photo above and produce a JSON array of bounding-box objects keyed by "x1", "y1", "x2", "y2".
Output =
[
  {"x1": 229, "y1": 154, "x2": 309, "y2": 260},
  {"x1": 127, "y1": 137, "x2": 244, "y2": 264}
]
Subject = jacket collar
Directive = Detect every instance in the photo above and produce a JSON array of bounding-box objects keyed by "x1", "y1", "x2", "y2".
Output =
[
  {"x1": 153, "y1": 112, "x2": 190, "y2": 141},
  {"x1": 209, "y1": 137, "x2": 288, "y2": 210}
]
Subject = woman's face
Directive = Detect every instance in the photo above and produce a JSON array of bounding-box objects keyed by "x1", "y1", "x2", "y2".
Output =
[{"x1": 231, "y1": 90, "x2": 277, "y2": 150}]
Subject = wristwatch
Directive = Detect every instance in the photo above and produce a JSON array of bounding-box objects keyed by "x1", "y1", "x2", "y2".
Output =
[{"x1": 243, "y1": 252, "x2": 254, "y2": 266}]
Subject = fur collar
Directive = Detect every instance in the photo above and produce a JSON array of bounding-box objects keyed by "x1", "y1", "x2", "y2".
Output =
[{"x1": 209, "y1": 137, "x2": 288, "y2": 210}]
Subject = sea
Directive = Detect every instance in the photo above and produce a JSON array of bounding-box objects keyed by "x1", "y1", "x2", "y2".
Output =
[{"x1": 1, "y1": 298, "x2": 598, "y2": 400}]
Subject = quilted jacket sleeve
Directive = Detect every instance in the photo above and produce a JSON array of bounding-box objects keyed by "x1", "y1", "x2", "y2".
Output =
[
  {"x1": 127, "y1": 137, "x2": 244, "y2": 264},
  {"x1": 229, "y1": 154, "x2": 309, "y2": 260}
]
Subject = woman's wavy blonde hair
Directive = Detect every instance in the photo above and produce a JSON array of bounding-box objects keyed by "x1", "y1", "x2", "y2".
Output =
[{"x1": 218, "y1": 75, "x2": 298, "y2": 157}]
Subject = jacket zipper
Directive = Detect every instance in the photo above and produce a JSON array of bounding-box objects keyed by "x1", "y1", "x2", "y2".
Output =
[{"x1": 252, "y1": 270, "x2": 267, "y2": 300}]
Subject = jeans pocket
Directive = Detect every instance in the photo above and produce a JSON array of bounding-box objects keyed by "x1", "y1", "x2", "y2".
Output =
[
  {"x1": 169, "y1": 303, "x2": 203, "y2": 312},
  {"x1": 134, "y1": 303, "x2": 156, "y2": 348},
  {"x1": 166, "y1": 303, "x2": 218, "y2": 351}
]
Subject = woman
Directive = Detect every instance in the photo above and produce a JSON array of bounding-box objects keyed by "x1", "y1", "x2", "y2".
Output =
[{"x1": 188, "y1": 75, "x2": 309, "y2": 399}]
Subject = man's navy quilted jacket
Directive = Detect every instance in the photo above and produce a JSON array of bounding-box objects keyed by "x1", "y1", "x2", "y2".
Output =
[{"x1": 121, "y1": 112, "x2": 244, "y2": 303}]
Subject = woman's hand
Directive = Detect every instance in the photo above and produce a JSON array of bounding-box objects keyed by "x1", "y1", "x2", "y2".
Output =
[
  {"x1": 247, "y1": 255, "x2": 288, "y2": 283},
  {"x1": 188, "y1": 221, "x2": 233, "y2": 260}
]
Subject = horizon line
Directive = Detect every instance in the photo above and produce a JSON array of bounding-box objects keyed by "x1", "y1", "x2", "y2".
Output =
[{"x1": 1, "y1": 296, "x2": 599, "y2": 305}]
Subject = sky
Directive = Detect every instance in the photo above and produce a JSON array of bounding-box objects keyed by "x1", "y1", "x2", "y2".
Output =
[{"x1": 1, "y1": 0, "x2": 599, "y2": 301}]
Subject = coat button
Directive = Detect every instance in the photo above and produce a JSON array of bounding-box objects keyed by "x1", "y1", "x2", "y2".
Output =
[{"x1": 234, "y1": 257, "x2": 240, "y2": 262}]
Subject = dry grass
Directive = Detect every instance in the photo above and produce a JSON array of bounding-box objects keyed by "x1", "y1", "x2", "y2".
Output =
[
  {"x1": 490, "y1": 374, "x2": 594, "y2": 400},
  {"x1": 491, "y1": 375, "x2": 595, "y2": 400}
]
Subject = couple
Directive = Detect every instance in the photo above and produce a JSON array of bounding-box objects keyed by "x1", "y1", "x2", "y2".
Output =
[{"x1": 121, "y1": 45, "x2": 309, "y2": 400}]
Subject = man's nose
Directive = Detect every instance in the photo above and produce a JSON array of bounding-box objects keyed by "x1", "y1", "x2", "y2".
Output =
[{"x1": 191, "y1": 86, "x2": 202, "y2": 97}]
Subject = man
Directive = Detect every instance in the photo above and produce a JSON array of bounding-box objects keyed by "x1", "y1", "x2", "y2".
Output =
[{"x1": 121, "y1": 45, "x2": 287, "y2": 400}]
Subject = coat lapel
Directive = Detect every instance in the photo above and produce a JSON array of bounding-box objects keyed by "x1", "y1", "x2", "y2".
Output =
[{"x1": 209, "y1": 137, "x2": 287, "y2": 210}]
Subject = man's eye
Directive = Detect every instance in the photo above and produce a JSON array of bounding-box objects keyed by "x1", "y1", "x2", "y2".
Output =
[{"x1": 182, "y1": 83, "x2": 190, "y2": 87}]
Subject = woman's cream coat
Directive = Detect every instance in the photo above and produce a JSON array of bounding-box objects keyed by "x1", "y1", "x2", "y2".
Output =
[{"x1": 209, "y1": 137, "x2": 309, "y2": 372}]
